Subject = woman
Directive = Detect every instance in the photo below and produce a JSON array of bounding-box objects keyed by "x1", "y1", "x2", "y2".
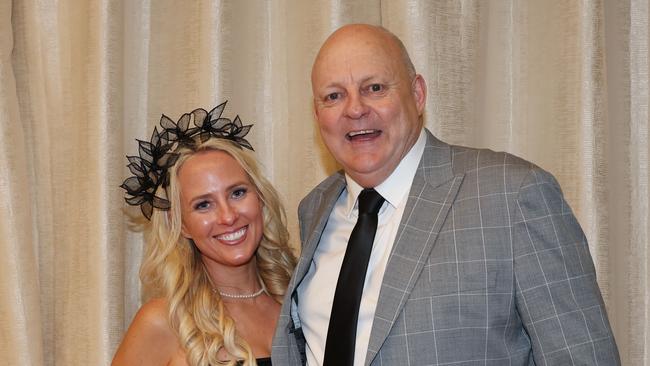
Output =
[{"x1": 112, "y1": 102, "x2": 295, "y2": 366}]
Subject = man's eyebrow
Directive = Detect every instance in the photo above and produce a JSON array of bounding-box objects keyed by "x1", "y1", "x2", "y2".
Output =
[{"x1": 319, "y1": 75, "x2": 380, "y2": 90}]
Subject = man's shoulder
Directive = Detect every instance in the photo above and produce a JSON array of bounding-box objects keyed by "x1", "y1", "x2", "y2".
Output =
[
  {"x1": 444, "y1": 143, "x2": 539, "y2": 179},
  {"x1": 422, "y1": 129, "x2": 536, "y2": 175},
  {"x1": 298, "y1": 171, "x2": 345, "y2": 211},
  {"x1": 301, "y1": 171, "x2": 345, "y2": 200},
  {"x1": 440, "y1": 142, "x2": 565, "y2": 198}
]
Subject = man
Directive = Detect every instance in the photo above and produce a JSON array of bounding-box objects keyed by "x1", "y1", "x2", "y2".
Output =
[{"x1": 273, "y1": 24, "x2": 620, "y2": 365}]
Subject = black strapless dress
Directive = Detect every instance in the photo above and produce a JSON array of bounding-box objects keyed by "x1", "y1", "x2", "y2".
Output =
[{"x1": 235, "y1": 357, "x2": 271, "y2": 365}]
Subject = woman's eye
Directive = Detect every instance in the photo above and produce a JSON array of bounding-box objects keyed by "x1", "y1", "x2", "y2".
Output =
[
  {"x1": 232, "y1": 188, "x2": 247, "y2": 199},
  {"x1": 194, "y1": 200, "x2": 210, "y2": 210}
]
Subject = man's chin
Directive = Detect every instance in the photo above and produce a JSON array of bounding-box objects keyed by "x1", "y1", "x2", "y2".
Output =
[{"x1": 345, "y1": 163, "x2": 393, "y2": 187}]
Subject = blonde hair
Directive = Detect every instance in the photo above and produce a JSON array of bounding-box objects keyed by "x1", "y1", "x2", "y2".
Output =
[{"x1": 140, "y1": 138, "x2": 295, "y2": 365}]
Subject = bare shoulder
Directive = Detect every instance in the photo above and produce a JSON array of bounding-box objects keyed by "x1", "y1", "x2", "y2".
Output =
[
  {"x1": 132, "y1": 298, "x2": 172, "y2": 331},
  {"x1": 112, "y1": 298, "x2": 181, "y2": 366}
]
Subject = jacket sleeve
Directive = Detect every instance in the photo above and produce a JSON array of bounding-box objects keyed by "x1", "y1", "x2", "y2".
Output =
[
  {"x1": 297, "y1": 194, "x2": 315, "y2": 248},
  {"x1": 512, "y1": 168, "x2": 620, "y2": 365}
]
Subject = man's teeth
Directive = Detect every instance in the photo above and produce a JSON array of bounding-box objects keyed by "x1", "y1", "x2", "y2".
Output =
[
  {"x1": 348, "y1": 130, "x2": 376, "y2": 137},
  {"x1": 217, "y1": 227, "x2": 246, "y2": 241}
]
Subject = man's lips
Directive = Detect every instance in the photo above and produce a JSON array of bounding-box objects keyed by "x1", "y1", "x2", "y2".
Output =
[{"x1": 346, "y1": 129, "x2": 381, "y2": 141}]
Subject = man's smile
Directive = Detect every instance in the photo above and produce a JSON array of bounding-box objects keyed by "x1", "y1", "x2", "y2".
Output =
[{"x1": 346, "y1": 129, "x2": 382, "y2": 141}]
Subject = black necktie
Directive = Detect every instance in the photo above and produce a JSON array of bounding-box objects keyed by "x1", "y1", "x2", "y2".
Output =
[{"x1": 323, "y1": 188, "x2": 385, "y2": 366}]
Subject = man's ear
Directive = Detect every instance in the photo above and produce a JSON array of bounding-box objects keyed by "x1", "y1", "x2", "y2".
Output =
[{"x1": 412, "y1": 74, "x2": 427, "y2": 115}]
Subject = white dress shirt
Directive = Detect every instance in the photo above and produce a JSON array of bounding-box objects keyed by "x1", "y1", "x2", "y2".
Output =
[{"x1": 297, "y1": 129, "x2": 426, "y2": 366}]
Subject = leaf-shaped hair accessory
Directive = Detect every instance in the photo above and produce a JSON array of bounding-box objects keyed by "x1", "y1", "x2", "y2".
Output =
[{"x1": 120, "y1": 101, "x2": 254, "y2": 220}]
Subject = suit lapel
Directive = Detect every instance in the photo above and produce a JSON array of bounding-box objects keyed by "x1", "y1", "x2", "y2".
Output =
[
  {"x1": 291, "y1": 174, "x2": 346, "y2": 298},
  {"x1": 282, "y1": 174, "x2": 345, "y2": 360},
  {"x1": 365, "y1": 131, "x2": 464, "y2": 365}
]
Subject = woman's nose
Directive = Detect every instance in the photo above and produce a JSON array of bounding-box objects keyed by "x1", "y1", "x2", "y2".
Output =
[{"x1": 216, "y1": 203, "x2": 237, "y2": 225}]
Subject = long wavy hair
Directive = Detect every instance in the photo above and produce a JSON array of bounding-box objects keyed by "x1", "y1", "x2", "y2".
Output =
[{"x1": 140, "y1": 138, "x2": 295, "y2": 366}]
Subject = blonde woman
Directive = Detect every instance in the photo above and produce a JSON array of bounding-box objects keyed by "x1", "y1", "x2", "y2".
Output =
[{"x1": 113, "y1": 102, "x2": 295, "y2": 366}]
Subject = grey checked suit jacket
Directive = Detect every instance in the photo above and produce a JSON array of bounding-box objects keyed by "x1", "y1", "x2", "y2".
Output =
[{"x1": 272, "y1": 130, "x2": 620, "y2": 365}]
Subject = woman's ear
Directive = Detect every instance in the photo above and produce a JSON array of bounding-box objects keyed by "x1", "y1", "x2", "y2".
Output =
[
  {"x1": 172, "y1": 210, "x2": 191, "y2": 239},
  {"x1": 180, "y1": 222, "x2": 191, "y2": 239}
]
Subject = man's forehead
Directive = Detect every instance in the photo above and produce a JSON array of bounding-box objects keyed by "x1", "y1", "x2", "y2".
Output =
[
  {"x1": 312, "y1": 38, "x2": 401, "y2": 81},
  {"x1": 313, "y1": 58, "x2": 394, "y2": 86},
  {"x1": 312, "y1": 48, "x2": 403, "y2": 86}
]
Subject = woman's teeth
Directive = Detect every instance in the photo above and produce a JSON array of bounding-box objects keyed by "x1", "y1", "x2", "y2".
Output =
[{"x1": 217, "y1": 226, "x2": 247, "y2": 241}]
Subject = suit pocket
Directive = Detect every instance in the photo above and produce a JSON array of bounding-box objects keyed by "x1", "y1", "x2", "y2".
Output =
[{"x1": 422, "y1": 261, "x2": 499, "y2": 297}]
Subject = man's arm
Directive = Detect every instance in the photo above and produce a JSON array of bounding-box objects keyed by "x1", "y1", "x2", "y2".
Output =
[{"x1": 512, "y1": 168, "x2": 620, "y2": 365}]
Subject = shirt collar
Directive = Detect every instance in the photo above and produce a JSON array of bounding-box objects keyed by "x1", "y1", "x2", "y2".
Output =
[{"x1": 344, "y1": 129, "x2": 427, "y2": 217}]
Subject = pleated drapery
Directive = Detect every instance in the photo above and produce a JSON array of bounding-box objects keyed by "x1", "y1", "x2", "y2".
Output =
[{"x1": 1, "y1": 1, "x2": 648, "y2": 365}]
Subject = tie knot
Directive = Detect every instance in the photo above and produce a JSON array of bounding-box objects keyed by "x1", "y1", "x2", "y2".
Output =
[{"x1": 358, "y1": 188, "x2": 385, "y2": 215}]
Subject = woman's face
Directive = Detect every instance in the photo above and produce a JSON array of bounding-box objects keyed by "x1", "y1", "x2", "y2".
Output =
[{"x1": 177, "y1": 150, "x2": 264, "y2": 270}]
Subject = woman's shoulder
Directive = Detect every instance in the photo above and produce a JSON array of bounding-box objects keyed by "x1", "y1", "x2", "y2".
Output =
[
  {"x1": 134, "y1": 298, "x2": 171, "y2": 328},
  {"x1": 128, "y1": 298, "x2": 179, "y2": 347},
  {"x1": 112, "y1": 298, "x2": 181, "y2": 365}
]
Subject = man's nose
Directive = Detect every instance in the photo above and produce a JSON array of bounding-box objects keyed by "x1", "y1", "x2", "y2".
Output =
[{"x1": 344, "y1": 92, "x2": 369, "y2": 119}]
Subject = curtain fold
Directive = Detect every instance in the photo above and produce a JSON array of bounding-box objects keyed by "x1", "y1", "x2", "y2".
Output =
[
  {"x1": 2, "y1": 0, "x2": 648, "y2": 364},
  {"x1": 627, "y1": 0, "x2": 650, "y2": 362},
  {"x1": 1, "y1": 2, "x2": 44, "y2": 364}
]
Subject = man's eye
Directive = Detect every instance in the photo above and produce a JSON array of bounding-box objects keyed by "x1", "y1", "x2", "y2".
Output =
[
  {"x1": 369, "y1": 84, "x2": 382, "y2": 92},
  {"x1": 325, "y1": 92, "x2": 340, "y2": 101}
]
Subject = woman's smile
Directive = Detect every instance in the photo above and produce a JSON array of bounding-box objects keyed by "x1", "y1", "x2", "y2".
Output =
[{"x1": 216, "y1": 225, "x2": 248, "y2": 244}]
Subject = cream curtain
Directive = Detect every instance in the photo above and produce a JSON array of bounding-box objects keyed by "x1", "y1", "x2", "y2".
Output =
[{"x1": 1, "y1": 0, "x2": 648, "y2": 365}]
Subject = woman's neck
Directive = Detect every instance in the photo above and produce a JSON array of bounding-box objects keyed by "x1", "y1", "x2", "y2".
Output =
[{"x1": 204, "y1": 258, "x2": 262, "y2": 295}]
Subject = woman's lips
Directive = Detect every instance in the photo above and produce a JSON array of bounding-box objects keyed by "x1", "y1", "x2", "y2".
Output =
[{"x1": 216, "y1": 226, "x2": 247, "y2": 244}]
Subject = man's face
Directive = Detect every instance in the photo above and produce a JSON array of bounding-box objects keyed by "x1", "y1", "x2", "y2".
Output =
[{"x1": 311, "y1": 26, "x2": 426, "y2": 188}]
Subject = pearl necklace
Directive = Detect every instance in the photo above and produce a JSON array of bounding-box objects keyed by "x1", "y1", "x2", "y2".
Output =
[{"x1": 215, "y1": 287, "x2": 265, "y2": 299}]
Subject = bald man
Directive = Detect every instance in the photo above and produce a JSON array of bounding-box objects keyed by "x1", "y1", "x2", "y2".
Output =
[{"x1": 272, "y1": 24, "x2": 620, "y2": 366}]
